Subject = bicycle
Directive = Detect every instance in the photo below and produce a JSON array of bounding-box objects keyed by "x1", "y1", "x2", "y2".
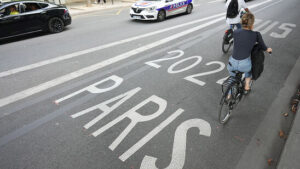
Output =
[
  {"x1": 218, "y1": 52, "x2": 272, "y2": 124},
  {"x1": 218, "y1": 71, "x2": 251, "y2": 124},
  {"x1": 222, "y1": 24, "x2": 239, "y2": 54}
]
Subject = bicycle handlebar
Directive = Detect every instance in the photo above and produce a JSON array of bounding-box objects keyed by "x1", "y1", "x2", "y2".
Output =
[{"x1": 265, "y1": 51, "x2": 272, "y2": 55}]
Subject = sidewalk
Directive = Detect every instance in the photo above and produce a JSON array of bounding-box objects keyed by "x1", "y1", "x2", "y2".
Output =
[
  {"x1": 66, "y1": 0, "x2": 134, "y2": 16},
  {"x1": 277, "y1": 89, "x2": 300, "y2": 169}
]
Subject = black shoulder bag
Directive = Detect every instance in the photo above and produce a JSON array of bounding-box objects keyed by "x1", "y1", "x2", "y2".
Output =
[{"x1": 251, "y1": 32, "x2": 265, "y2": 80}]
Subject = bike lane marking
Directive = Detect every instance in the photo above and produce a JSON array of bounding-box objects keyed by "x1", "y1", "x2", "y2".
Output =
[
  {"x1": 53, "y1": 1, "x2": 297, "y2": 167},
  {"x1": 208, "y1": 0, "x2": 223, "y2": 4},
  {"x1": 2, "y1": 16, "x2": 292, "y2": 169},
  {"x1": 0, "y1": 0, "x2": 274, "y2": 108},
  {"x1": 0, "y1": 12, "x2": 224, "y2": 78},
  {"x1": 0, "y1": 0, "x2": 288, "y2": 152},
  {"x1": 0, "y1": 16, "x2": 225, "y2": 108},
  {"x1": 0, "y1": 22, "x2": 226, "y2": 150},
  {"x1": 0, "y1": 0, "x2": 273, "y2": 79},
  {"x1": 0, "y1": 0, "x2": 279, "y2": 160}
]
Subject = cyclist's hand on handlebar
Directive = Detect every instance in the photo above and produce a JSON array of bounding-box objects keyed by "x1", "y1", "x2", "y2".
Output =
[{"x1": 267, "y1": 48, "x2": 272, "y2": 54}]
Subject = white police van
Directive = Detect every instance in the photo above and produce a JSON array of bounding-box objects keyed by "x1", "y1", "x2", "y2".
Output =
[{"x1": 130, "y1": 0, "x2": 193, "y2": 21}]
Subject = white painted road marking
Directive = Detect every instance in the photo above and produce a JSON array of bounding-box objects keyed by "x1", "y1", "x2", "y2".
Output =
[
  {"x1": 254, "y1": 20, "x2": 272, "y2": 32},
  {"x1": 0, "y1": 0, "x2": 274, "y2": 108},
  {"x1": 184, "y1": 61, "x2": 225, "y2": 86},
  {"x1": 208, "y1": 0, "x2": 223, "y2": 4},
  {"x1": 260, "y1": 21, "x2": 279, "y2": 34},
  {"x1": 140, "y1": 119, "x2": 211, "y2": 169},
  {"x1": 270, "y1": 23, "x2": 296, "y2": 38},
  {"x1": 55, "y1": 75, "x2": 123, "y2": 104},
  {"x1": 119, "y1": 108, "x2": 184, "y2": 161},
  {"x1": 0, "y1": 0, "x2": 272, "y2": 78},
  {"x1": 0, "y1": 12, "x2": 224, "y2": 78},
  {"x1": 0, "y1": 16, "x2": 225, "y2": 108}
]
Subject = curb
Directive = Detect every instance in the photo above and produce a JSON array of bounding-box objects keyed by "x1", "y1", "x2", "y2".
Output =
[
  {"x1": 234, "y1": 56, "x2": 300, "y2": 169},
  {"x1": 277, "y1": 91, "x2": 300, "y2": 169}
]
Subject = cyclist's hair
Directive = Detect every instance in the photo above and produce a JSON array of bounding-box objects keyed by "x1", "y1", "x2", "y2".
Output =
[{"x1": 241, "y1": 13, "x2": 255, "y2": 29}]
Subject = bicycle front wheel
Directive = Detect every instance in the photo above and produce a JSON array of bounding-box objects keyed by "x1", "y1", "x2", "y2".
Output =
[
  {"x1": 222, "y1": 40, "x2": 233, "y2": 54},
  {"x1": 218, "y1": 94, "x2": 233, "y2": 124}
]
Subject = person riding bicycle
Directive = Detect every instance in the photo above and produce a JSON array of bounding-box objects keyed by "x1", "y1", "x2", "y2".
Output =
[
  {"x1": 225, "y1": 0, "x2": 250, "y2": 29},
  {"x1": 227, "y1": 13, "x2": 272, "y2": 94}
]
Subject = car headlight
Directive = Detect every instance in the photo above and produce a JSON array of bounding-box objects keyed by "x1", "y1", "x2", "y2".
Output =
[{"x1": 146, "y1": 6, "x2": 156, "y2": 12}]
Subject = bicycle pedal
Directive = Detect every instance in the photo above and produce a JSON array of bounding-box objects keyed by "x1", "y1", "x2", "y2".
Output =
[{"x1": 236, "y1": 94, "x2": 242, "y2": 101}]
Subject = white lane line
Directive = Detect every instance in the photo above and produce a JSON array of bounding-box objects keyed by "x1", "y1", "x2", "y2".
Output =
[
  {"x1": 0, "y1": 0, "x2": 272, "y2": 78},
  {"x1": 0, "y1": 16, "x2": 225, "y2": 108},
  {"x1": 254, "y1": 19, "x2": 263, "y2": 26},
  {"x1": 0, "y1": 13, "x2": 223, "y2": 78},
  {"x1": 208, "y1": 0, "x2": 223, "y2": 4},
  {"x1": 254, "y1": 20, "x2": 272, "y2": 31},
  {"x1": 0, "y1": 0, "x2": 274, "y2": 108},
  {"x1": 260, "y1": 21, "x2": 279, "y2": 34}
]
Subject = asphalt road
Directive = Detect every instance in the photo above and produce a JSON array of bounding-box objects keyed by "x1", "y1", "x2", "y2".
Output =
[{"x1": 0, "y1": 0, "x2": 299, "y2": 168}]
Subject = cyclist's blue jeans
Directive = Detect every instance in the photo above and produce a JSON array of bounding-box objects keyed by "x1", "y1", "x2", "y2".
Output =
[
  {"x1": 227, "y1": 56, "x2": 252, "y2": 78},
  {"x1": 230, "y1": 23, "x2": 242, "y2": 29}
]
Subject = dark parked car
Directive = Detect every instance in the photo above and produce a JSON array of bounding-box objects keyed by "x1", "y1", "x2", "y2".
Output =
[{"x1": 0, "y1": 1, "x2": 71, "y2": 40}]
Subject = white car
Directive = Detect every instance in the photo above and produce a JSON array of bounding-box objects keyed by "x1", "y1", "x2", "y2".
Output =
[{"x1": 130, "y1": 0, "x2": 193, "y2": 21}]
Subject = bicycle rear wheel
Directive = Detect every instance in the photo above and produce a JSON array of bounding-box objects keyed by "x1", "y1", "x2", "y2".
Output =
[
  {"x1": 222, "y1": 40, "x2": 233, "y2": 54},
  {"x1": 218, "y1": 90, "x2": 233, "y2": 124}
]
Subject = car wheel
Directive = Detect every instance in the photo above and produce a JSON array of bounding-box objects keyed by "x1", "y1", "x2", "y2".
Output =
[
  {"x1": 157, "y1": 10, "x2": 166, "y2": 22},
  {"x1": 185, "y1": 4, "x2": 193, "y2": 14},
  {"x1": 48, "y1": 17, "x2": 64, "y2": 33}
]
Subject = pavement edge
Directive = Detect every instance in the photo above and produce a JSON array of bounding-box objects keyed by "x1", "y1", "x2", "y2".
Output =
[{"x1": 234, "y1": 56, "x2": 300, "y2": 169}]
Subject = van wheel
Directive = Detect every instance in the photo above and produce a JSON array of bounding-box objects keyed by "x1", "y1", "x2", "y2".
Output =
[
  {"x1": 48, "y1": 17, "x2": 64, "y2": 33},
  {"x1": 185, "y1": 4, "x2": 193, "y2": 14},
  {"x1": 157, "y1": 10, "x2": 166, "y2": 22}
]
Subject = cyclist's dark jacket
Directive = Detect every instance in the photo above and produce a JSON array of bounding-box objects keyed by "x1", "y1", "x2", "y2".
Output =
[{"x1": 233, "y1": 29, "x2": 268, "y2": 60}]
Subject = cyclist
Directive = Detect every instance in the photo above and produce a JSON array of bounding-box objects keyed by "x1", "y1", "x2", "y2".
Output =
[
  {"x1": 227, "y1": 13, "x2": 272, "y2": 94},
  {"x1": 225, "y1": 0, "x2": 250, "y2": 29}
]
